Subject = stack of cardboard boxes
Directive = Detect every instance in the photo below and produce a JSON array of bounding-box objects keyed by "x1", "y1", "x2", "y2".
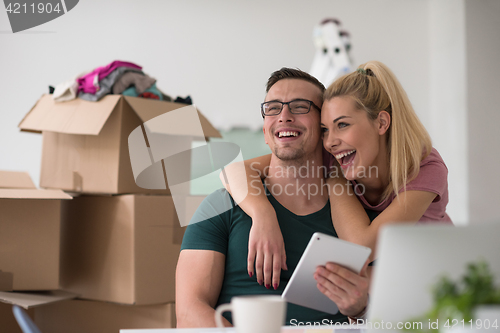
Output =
[
  {"x1": 0, "y1": 170, "x2": 72, "y2": 332},
  {"x1": 0, "y1": 95, "x2": 221, "y2": 332}
]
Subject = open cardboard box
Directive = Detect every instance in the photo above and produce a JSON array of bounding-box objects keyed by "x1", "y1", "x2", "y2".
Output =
[
  {"x1": 0, "y1": 300, "x2": 32, "y2": 333},
  {"x1": 35, "y1": 299, "x2": 175, "y2": 333},
  {"x1": 0, "y1": 171, "x2": 72, "y2": 291},
  {"x1": 0, "y1": 291, "x2": 174, "y2": 333},
  {"x1": 0, "y1": 290, "x2": 77, "y2": 309},
  {"x1": 0, "y1": 290, "x2": 73, "y2": 333},
  {"x1": 18, "y1": 95, "x2": 221, "y2": 195}
]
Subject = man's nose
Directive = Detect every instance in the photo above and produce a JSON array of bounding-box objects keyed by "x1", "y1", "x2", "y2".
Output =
[{"x1": 278, "y1": 104, "x2": 294, "y2": 123}]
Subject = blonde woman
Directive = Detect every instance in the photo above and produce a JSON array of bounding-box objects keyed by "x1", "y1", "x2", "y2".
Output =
[{"x1": 221, "y1": 61, "x2": 452, "y2": 294}]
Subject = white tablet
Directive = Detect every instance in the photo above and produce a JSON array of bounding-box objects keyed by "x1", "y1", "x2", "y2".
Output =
[{"x1": 282, "y1": 232, "x2": 371, "y2": 314}]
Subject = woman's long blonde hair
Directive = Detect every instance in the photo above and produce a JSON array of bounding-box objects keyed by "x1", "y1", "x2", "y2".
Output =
[{"x1": 324, "y1": 61, "x2": 432, "y2": 200}]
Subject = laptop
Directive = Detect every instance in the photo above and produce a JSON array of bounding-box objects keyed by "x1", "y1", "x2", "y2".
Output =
[{"x1": 366, "y1": 222, "x2": 500, "y2": 332}]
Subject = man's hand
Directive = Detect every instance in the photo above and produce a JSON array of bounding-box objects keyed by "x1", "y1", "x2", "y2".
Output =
[
  {"x1": 313, "y1": 260, "x2": 369, "y2": 317},
  {"x1": 247, "y1": 213, "x2": 287, "y2": 290}
]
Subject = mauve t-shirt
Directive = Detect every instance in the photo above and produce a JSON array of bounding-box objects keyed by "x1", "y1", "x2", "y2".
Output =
[{"x1": 326, "y1": 147, "x2": 452, "y2": 224}]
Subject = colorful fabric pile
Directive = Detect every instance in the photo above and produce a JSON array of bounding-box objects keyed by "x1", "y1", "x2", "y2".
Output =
[{"x1": 50, "y1": 60, "x2": 192, "y2": 103}]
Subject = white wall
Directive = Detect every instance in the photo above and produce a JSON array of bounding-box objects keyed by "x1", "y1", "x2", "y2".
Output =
[
  {"x1": 0, "y1": 0, "x2": 429, "y2": 178},
  {"x1": 428, "y1": 0, "x2": 468, "y2": 224},
  {"x1": 465, "y1": 0, "x2": 500, "y2": 224},
  {"x1": 1, "y1": 0, "x2": 497, "y2": 223}
]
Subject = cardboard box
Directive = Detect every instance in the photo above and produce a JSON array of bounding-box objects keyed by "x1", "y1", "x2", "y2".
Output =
[
  {"x1": 18, "y1": 95, "x2": 221, "y2": 195},
  {"x1": 34, "y1": 300, "x2": 175, "y2": 333},
  {"x1": 0, "y1": 291, "x2": 168, "y2": 333},
  {"x1": 0, "y1": 301, "x2": 34, "y2": 333},
  {"x1": 0, "y1": 171, "x2": 72, "y2": 290},
  {"x1": 0, "y1": 290, "x2": 77, "y2": 309},
  {"x1": 60, "y1": 194, "x2": 186, "y2": 305},
  {"x1": 0, "y1": 170, "x2": 36, "y2": 189},
  {"x1": 0, "y1": 271, "x2": 13, "y2": 292}
]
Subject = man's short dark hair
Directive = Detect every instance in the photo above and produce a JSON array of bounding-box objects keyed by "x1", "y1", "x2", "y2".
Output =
[{"x1": 266, "y1": 68, "x2": 326, "y2": 94}]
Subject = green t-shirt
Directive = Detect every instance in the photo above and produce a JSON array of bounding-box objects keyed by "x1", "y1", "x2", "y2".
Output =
[{"x1": 181, "y1": 188, "x2": 353, "y2": 326}]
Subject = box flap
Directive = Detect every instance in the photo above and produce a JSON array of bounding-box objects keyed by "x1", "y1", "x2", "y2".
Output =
[
  {"x1": 19, "y1": 94, "x2": 121, "y2": 135},
  {"x1": 123, "y1": 96, "x2": 222, "y2": 138},
  {"x1": 0, "y1": 189, "x2": 72, "y2": 200},
  {"x1": 0, "y1": 171, "x2": 36, "y2": 189},
  {"x1": 197, "y1": 111, "x2": 223, "y2": 138},
  {"x1": 0, "y1": 290, "x2": 78, "y2": 309}
]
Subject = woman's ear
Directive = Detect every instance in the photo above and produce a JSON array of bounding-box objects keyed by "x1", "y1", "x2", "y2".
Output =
[{"x1": 377, "y1": 111, "x2": 391, "y2": 135}]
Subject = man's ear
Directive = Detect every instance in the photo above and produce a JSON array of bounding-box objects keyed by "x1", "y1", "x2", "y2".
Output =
[
  {"x1": 263, "y1": 126, "x2": 268, "y2": 144},
  {"x1": 377, "y1": 111, "x2": 391, "y2": 135}
]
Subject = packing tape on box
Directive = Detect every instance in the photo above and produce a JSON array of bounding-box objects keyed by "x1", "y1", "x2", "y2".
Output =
[{"x1": 128, "y1": 105, "x2": 248, "y2": 227}]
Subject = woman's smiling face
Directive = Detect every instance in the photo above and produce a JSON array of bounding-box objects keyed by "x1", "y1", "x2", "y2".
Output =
[{"x1": 321, "y1": 96, "x2": 389, "y2": 181}]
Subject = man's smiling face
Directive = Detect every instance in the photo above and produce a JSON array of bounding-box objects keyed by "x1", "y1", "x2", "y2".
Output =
[{"x1": 263, "y1": 79, "x2": 323, "y2": 163}]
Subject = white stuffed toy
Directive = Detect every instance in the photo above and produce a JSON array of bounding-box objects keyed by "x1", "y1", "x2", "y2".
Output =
[{"x1": 309, "y1": 18, "x2": 354, "y2": 87}]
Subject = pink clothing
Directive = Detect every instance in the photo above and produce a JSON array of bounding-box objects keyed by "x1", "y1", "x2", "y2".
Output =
[
  {"x1": 353, "y1": 148, "x2": 452, "y2": 224},
  {"x1": 77, "y1": 60, "x2": 142, "y2": 94},
  {"x1": 324, "y1": 147, "x2": 452, "y2": 224}
]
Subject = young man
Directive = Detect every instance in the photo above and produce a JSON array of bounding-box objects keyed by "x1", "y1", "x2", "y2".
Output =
[{"x1": 175, "y1": 68, "x2": 369, "y2": 327}]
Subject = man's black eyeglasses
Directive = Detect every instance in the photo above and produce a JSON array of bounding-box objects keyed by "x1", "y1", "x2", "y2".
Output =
[{"x1": 261, "y1": 99, "x2": 321, "y2": 117}]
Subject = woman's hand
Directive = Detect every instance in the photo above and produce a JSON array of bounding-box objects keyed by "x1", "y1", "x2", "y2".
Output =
[
  {"x1": 314, "y1": 260, "x2": 369, "y2": 317},
  {"x1": 219, "y1": 154, "x2": 288, "y2": 288},
  {"x1": 248, "y1": 212, "x2": 287, "y2": 290}
]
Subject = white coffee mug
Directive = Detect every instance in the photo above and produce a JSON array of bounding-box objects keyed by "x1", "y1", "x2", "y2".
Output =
[{"x1": 214, "y1": 295, "x2": 286, "y2": 333}]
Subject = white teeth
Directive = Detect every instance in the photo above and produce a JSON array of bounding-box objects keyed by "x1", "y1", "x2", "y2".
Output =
[
  {"x1": 278, "y1": 131, "x2": 299, "y2": 138},
  {"x1": 334, "y1": 149, "x2": 356, "y2": 160}
]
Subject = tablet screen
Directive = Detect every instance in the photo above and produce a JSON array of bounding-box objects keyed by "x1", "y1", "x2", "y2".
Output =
[{"x1": 282, "y1": 232, "x2": 371, "y2": 314}]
